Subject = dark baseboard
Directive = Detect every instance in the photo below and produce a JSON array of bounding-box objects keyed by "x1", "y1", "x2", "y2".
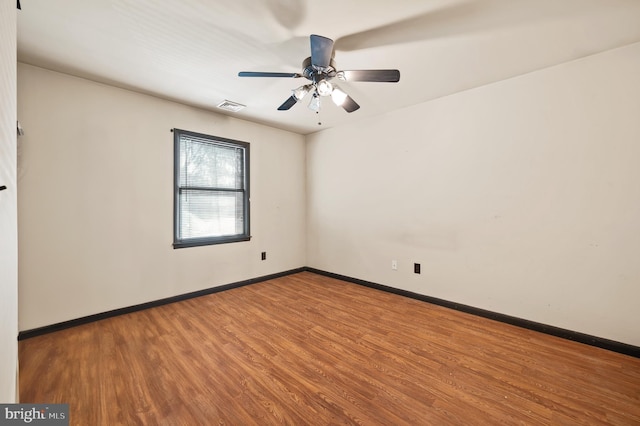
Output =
[
  {"x1": 305, "y1": 267, "x2": 640, "y2": 359},
  {"x1": 17, "y1": 267, "x2": 306, "y2": 341},
  {"x1": 18, "y1": 266, "x2": 640, "y2": 359}
]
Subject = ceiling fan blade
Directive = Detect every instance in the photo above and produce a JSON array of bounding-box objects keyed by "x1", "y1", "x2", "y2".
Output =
[
  {"x1": 277, "y1": 95, "x2": 299, "y2": 111},
  {"x1": 339, "y1": 69, "x2": 400, "y2": 83},
  {"x1": 334, "y1": 0, "x2": 509, "y2": 52},
  {"x1": 340, "y1": 95, "x2": 360, "y2": 113},
  {"x1": 310, "y1": 34, "x2": 334, "y2": 69},
  {"x1": 238, "y1": 71, "x2": 302, "y2": 78},
  {"x1": 331, "y1": 85, "x2": 360, "y2": 113}
]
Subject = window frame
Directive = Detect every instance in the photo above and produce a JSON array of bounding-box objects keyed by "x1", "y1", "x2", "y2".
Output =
[{"x1": 173, "y1": 128, "x2": 250, "y2": 249}]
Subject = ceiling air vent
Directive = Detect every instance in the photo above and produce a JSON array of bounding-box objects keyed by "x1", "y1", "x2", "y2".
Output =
[{"x1": 217, "y1": 100, "x2": 246, "y2": 112}]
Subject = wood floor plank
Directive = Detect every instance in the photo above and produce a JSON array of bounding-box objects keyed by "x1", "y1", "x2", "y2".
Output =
[{"x1": 19, "y1": 271, "x2": 640, "y2": 425}]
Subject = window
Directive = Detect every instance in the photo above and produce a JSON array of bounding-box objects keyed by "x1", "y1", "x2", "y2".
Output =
[{"x1": 173, "y1": 129, "x2": 250, "y2": 248}]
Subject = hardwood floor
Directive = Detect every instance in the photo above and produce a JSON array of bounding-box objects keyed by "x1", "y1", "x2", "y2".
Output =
[{"x1": 19, "y1": 272, "x2": 640, "y2": 425}]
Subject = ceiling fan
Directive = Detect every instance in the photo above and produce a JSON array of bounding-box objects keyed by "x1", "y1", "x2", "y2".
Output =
[{"x1": 238, "y1": 34, "x2": 400, "y2": 113}]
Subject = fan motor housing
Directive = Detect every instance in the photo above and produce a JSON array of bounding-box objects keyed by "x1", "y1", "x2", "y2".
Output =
[{"x1": 302, "y1": 56, "x2": 336, "y2": 81}]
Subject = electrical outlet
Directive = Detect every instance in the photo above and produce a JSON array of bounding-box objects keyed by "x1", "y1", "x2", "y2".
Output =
[
  {"x1": 391, "y1": 260, "x2": 398, "y2": 270},
  {"x1": 261, "y1": 252, "x2": 266, "y2": 261},
  {"x1": 414, "y1": 263, "x2": 421, "y2": 274}
]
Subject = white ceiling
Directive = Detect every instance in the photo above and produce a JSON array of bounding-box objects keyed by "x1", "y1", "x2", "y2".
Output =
[{"x1": 16, "y1": 0, "x2": 640, "y2": 135}]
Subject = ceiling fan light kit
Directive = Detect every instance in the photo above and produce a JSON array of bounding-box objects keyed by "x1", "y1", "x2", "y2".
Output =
[
  {"x1": 308, "y1": 93, "x2": 321, "y2": 112},
  {"x1": 331, "y1": 86, "x2": 348, "y2": 106},
  {"x1": 293, "y1": 85, "x2": 313, "y2": 101},
  {"x1": 316, "y1": 79, "x2": 333, "y2": 97},
  {"x1": 238, "y1": 34, "x2": 400, "y2": 114}
]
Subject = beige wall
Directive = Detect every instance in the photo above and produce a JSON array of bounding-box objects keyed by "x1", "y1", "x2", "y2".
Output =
[
  {"x1": 17, "y1": 64, "x2": 306, "y2": 331},
  {"x1": 307, "y1": 43, "x2": 640, "y2": 346},
  {"x1": 17, "y1": 42, "x2": 640, "y2": 347},
  {"x1": 0, "y1": 1, "x2": 19, "y2": 403}
]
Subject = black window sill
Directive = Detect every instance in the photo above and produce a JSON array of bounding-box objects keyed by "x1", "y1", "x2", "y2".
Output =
[{"x1": 173, "y1": 235, "x2": 251, "y2": 249}]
